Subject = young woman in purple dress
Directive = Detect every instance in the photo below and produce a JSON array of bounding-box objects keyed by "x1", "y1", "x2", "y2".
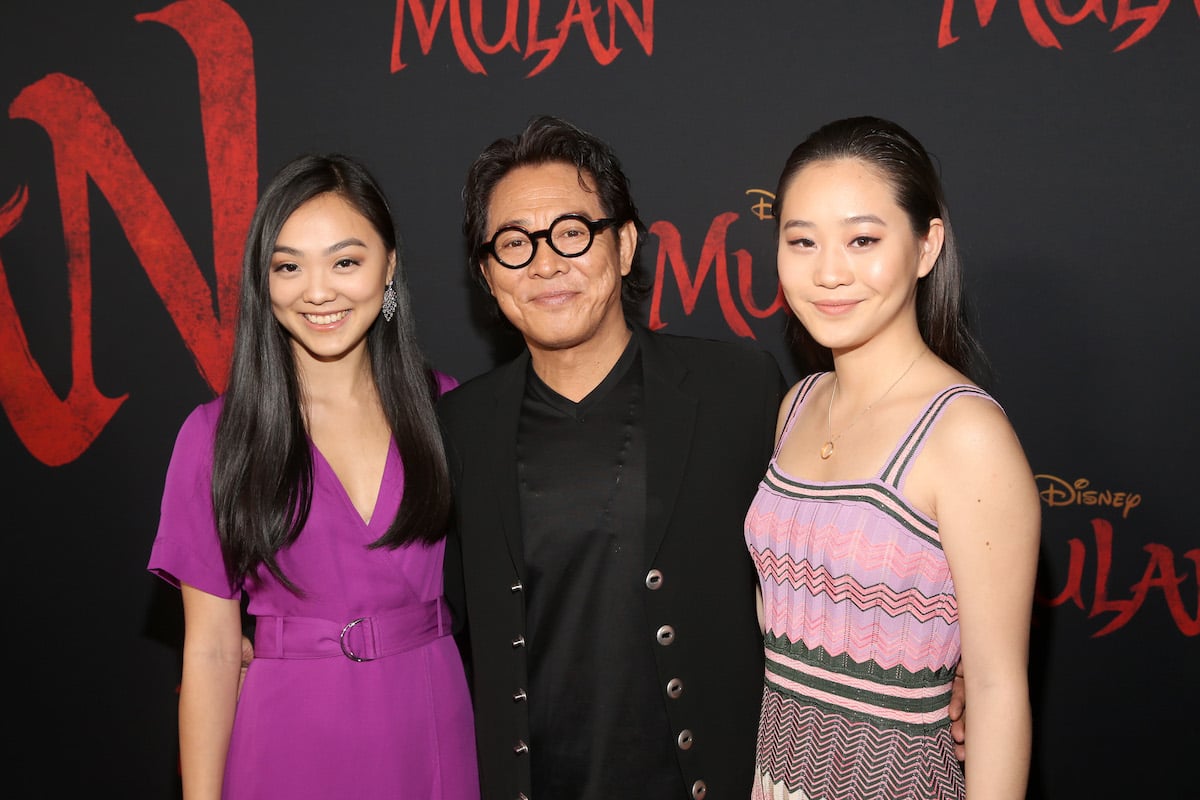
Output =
[{"x1": 149, "y1": 154, "x2": 478, "y2": 799}]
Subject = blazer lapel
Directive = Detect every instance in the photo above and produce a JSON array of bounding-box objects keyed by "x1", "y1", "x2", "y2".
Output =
[
  {"x1": 484, "y1": 352, "x2": 531, "y2": 582},
  {"x1": 637, "y1": 327, "x2": 697, "y2": 567}
]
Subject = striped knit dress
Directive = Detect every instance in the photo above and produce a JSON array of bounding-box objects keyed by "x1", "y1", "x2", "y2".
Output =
[{"x1": 745, "y1": 373, "x2": 993, "y2": 800}]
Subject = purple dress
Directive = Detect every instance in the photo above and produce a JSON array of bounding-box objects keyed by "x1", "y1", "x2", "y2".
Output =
[{"x1": 148, "y1": 381, "x2": 479, "y2": 799}]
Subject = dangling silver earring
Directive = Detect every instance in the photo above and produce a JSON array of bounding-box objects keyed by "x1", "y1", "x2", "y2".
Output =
[{"x1": 381, "y1": 280, "x2": 397, "y2": 323}]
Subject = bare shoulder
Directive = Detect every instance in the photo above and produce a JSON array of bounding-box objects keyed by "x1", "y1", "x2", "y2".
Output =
[
  {"x1": 908, "y1": 385, "x2": 1038, "y2": 521},
  {"x1": 927, "y1": 388, "x2": 1024, "y2": 457},
  {"x1": 779, "y1": 380, "x2": 804, "y2": 416},
  {"x1": 774, "y1": 373, "x2": 828, "y2": 439},
  {"x1": 774, "y1": 381, "x2": 803, "y2": 441}
]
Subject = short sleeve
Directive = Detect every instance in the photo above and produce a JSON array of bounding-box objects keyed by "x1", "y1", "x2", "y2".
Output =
[
  {"x1": 146, "y1": 399, "x2": 239, "y2": 599},
  {"x1": 433, "y1": 369, "x2": 459, "y2": 397}
]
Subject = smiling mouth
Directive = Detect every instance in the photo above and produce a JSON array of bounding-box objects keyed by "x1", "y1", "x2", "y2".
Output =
[
  {"x1": 530, "y1": 290, "x2": 577, "y2": 305},
  {"x1": 302, "y1": 310, "x2": 350, "y2": 325},
  {"x1": 814, "y1": 301, "x2": 859, "y2": 314}
]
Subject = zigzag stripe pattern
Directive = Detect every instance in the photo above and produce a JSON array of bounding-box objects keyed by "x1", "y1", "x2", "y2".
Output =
[
  {"x1": 744, "y1": 376, "x2": 985, "y2": 799},
  {"x1": 764, "y1": 637, "x2": 954, "y2": 685},
  {"x1": 766, "y1": 646, "x2": 953, "y2": 698},
  {"x1": 753, "y1": 689, "x2": 965, "y2": 799},
  {"x1": 760, "y1": 467, "x2": 942, "y2": 549},
  {"x1": 763, "y1": 657, "x2": 950, "y2": 734},
  {"x1": 761, "y1": 600, "x2": 959, "y2": 671},
  {"x1": 762, "y1": 638, "x2": 954, "y2": 730},
  {"x1": 766, "y1": 668, "x2": 949, "y2": 728},
  {"x1": 752, "y1": 549, "x2": 958, "y2": 623},
  {"x1": 746, "y1": 510, "x2": 946, "y2": 581},
  {"x1": 748, "y1": 536, "x2": 959, "y2": 669}
]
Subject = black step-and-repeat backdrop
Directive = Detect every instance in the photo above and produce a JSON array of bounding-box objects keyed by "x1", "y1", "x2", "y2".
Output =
[{"x1": 2, "y1": 2, "x2": 1196, "y2": 796}]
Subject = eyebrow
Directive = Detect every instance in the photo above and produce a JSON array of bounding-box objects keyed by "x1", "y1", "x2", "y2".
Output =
[
  {"x1": 782, "y1": 214, "x2": 887, "y2": 230},
  {"x1": 493, "y1": 211, "x2": 593, "y2": 231},
  {"x1": 273, "y1": 237, "x2": 369, "y2": 256}
]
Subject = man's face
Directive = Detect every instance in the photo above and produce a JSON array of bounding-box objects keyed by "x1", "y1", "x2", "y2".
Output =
[{"x1": 479, "y1": 162, "x2": 636, "y2": 357}]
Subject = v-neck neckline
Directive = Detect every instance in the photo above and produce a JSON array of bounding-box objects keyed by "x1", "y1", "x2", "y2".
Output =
[{"x1": 309, "y1": 438, "x2": 394, "y2": 527}]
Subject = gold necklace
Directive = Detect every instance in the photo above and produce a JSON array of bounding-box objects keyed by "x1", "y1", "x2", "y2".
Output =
[{"x1": 820, "y1": 349, "x2": 927, "y2": 460}]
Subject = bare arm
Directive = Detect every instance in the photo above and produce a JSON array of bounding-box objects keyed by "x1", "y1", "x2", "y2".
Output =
[
  {"x1": 239, "y1": 635, "x2": 254, "y2": 697},
  {"x1": 932, "y1": 400, "x2": 1041, "y2": 800},
  {"x1": 179, "y1": 583, "x2": 244, "y2": 800},
  {"x1": 949, "y1": 663, "x2": 966, "y2": 762}
]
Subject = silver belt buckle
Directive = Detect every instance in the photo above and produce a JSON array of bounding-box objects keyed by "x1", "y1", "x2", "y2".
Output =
[{"x1": 339, "y1": 617, "x2": 373, "y2": 662}]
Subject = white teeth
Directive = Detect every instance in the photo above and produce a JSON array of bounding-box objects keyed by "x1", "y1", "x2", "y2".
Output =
[{"x1": 303, "y1": 310, "x2": 349, "y2": 325}]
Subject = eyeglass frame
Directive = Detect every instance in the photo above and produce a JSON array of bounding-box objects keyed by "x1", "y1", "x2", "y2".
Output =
[{"x1": 478, "y1": 213, "x2": 622, "y2": 269}]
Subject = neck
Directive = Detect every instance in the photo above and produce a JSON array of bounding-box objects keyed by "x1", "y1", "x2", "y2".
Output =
[
  {"x1": 292, "y1": 343, "x2": 376, "y2": 407},
  {"x1": 528, "y1": 324, "x2": 633, "y2": 402},
  {"x1": 831, "y1": 334, "x2": 928, "y2": 401}
]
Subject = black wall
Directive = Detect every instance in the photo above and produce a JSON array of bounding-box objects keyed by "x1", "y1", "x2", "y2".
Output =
[{"x1": 2, "y1": 1, "x2": 1196, "y2": 796}]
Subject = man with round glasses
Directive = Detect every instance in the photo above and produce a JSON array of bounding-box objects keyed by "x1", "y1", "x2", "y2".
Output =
[{"x1": 439, "y1": 115, "x2": 787, "y2": 800}]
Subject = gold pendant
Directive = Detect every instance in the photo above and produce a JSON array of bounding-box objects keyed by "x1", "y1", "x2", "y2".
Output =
[{"x1": 820, "y1": 441, "x2": 834, "y2": 460}]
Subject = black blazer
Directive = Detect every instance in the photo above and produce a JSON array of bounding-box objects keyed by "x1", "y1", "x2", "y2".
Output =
[{"x1": 440, "y1": 325, "x2": 786, "y2": 800}]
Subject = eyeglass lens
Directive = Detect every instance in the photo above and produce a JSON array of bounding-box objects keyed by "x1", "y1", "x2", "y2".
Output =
[{"x1": 490, "y1": 215, "x2": 602, "y2": 268}]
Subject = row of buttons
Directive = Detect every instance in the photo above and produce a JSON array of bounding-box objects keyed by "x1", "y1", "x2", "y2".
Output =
[
  {"x1": 508, "y1": 569, "x2": 707, "y2": 799},
  {"x1": 652, "y1": 566, "x2": 707, "y2": 799}
]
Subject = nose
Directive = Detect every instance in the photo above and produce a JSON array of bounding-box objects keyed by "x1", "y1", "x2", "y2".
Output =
[
  {"x1": 813, "y1": 248, "x2": 852, "y2": 288},
  {"x1": 526, "y1": 235, "x2": 569, "y2": 277},
  {"x1": 302, "y1": 269, "x2": 336, "y2": 304}
]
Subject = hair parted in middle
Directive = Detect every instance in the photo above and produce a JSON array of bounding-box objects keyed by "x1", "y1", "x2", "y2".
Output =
[{"x1": 212, "y1": 152, "x2": 450, "y2": 593}]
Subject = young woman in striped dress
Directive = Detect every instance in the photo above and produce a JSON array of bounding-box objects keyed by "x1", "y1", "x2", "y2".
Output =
[{"x1": 745, "y1": 116, "x2": 1040, "y2": 800}]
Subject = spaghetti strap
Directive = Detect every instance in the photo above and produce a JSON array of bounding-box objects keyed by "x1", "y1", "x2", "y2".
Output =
[
  {"x1": 772, "y1": 372, "x2": 827, "y2": 460},
  {"x1": 879, "y1": 383, "x2": 1000, "y2": 490},
  {"x1": 745, "y1": 382, "x2": 990, "y2": 800}
]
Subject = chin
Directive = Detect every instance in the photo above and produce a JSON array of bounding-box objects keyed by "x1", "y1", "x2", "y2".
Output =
[
  {"x1": 531, "y1": 324, "x2": 599, "y2": 350},
  {"x1": 531, "y1": 335, "x2": 588, "y2": 352}
]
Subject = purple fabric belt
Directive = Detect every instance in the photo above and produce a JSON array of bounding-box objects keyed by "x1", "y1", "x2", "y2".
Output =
[{"x1": 253, "y1": 597, "x2": 450, "y2": 662}]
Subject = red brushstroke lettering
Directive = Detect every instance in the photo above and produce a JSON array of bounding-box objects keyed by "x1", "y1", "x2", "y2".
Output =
[
  {"x1": 1090, "y1": 520, "x2": 1199, "y2": 636},
  {"x1": 392, "y1": 0, "x2": 481, "y2": 74},
  {"x1": 1109, "y1": 0, "x2": 1172, "y2": 51},
  {"x1": 1036, "y1": 537, "x2": 1088, "y2": 609},
  {"x1": 648, "y1": 213, "x2": 786, "y2": 340},
  {"x1": 391, "y1": 0, "x2": 653, "y2": 77},
  {"x1": 1045, "y1": 0, "x2": 1107, "y2": 24},
  {"x1": 938, "y1": 0, "x2": 1185, "y2": 51},
  {"x1": 939, "y1": 0, "x2": 1058, "y2": 48},
  {"x1": 1036, "y1": 518, "x2": 1199, "y2": 636},
  {"x1": 470, "y1": 0, "x2": 520, "y2": 56},
  {"x1": 0, "y1": 0, "x2": 255, "y2": 465}
]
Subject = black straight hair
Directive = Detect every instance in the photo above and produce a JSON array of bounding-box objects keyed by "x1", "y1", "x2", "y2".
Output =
[
  {"x1": 774, "y1": 116, "x2": 990, "y2": 385},
  {"x1": 212, "y1": 153, "x2": 450, "y2": 593}
]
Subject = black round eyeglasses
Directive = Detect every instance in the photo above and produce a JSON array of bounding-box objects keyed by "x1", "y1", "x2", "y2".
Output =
[{"x1": 479, "y1": 214, "x2": 620, "y2": 269}]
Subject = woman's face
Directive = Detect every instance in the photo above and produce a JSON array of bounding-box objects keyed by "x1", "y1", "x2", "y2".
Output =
[
  {"x1": 268, "y1": 192, "x2": 395, "y2": 366},
  {"x1": 775, "y1": 158, "x2": 942, "y2": 356}
]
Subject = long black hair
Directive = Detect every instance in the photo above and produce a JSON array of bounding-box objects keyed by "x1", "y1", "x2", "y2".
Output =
[
  {"x1": 212, "y1": 153, "x2": 450, "y2": 592},
  {"x1": 774, "y1": 116, "x2": 989, "y2": 384}
]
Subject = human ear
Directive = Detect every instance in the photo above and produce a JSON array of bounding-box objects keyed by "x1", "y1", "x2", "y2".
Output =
[
  {"x1": 918, "y1": 219, "x2": 945, "y2": 278},
  {"x1": 617, "y1": 220, "x2": 638, "y2": 278},
  {"x1": 479, "y1": 260, "x2": 497, "y2": 296}
]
